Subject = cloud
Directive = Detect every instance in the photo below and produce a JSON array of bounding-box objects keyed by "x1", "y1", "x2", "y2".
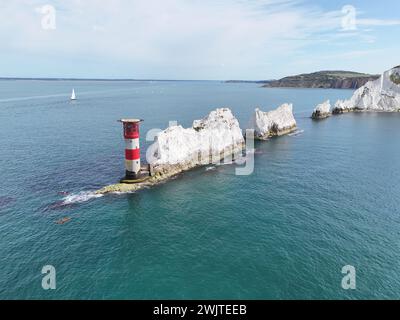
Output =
[
  {"x1": 0, "y1": 0, "x2": 399, "y2": 79},
  {"x1": 357, "y1": 19, "x2": 400, "y2": 26}
]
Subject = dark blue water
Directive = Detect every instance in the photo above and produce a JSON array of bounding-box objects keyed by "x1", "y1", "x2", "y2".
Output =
[{"x1": 1, "y1": 80, "x2": 399, "y2": 299}]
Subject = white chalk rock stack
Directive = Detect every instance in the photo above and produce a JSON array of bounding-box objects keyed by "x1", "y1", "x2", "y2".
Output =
[
  {"x1": 333, "y1": 66, "x2": 400, "y2": 114},
  {"x1": 312, "y1": 100, "x2": 331, "y2": 119},
  {"x1": 251, "y1": 103, "x2": 297, "y2": 139},
  {"x1": 333, "y1": 99, "x2": 353, "y2": 114},
  {"x1": 147, "y1": 108, "x2": 244, "y2": 175}
]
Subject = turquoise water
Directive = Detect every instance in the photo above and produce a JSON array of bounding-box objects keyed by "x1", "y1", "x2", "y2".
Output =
[{"x1": 1, "y1": 80, "x2": 400, "y2": 299}]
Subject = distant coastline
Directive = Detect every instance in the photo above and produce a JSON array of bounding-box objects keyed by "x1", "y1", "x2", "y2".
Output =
[{"x1": 226, "y1": 70, "x2": 379, "y2": 89}]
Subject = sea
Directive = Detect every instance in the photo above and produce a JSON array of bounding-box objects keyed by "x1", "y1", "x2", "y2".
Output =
[{"x1": 0, "y1": 80, "x2": 399, "y2": 299}]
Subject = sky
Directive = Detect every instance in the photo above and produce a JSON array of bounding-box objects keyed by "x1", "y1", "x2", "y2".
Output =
[{"x1": 1, "y1": 0, "x2": 400, "y2": 80}]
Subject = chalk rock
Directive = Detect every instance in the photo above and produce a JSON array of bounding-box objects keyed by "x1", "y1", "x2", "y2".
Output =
[
  {"x1": 312, "y1": 100, "x2": 331, "y2": 119},
  {"x1": 251, "y1": 103, "x2": 297, "y2": 139},
  {"x1": 332, "y1": 66, "x2": 400, "y2": 114},
  {"x1": 147, "y1": 108, "x2": 244, "y2": 174}
]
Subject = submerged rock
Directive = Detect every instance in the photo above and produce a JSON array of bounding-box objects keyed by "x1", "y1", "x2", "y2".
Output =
[
  {"x1": 332, "y1": 66, "x2": 400, "y2": 114},
  {"x1": 96, "y1": 108, "x2": 244, "y2": 194},
  {"x1": 312, "y1": 100, "x2": 331, "y2": 119},
  {"x1": 0, "y1": 196, "x2": 15, "y2": 209},
  {"x1": 251, "y1": 103, "x2": 297, "y2": 139},
  {"x1": 56, "y1": 217, "x2": 71, "y2": 225}
]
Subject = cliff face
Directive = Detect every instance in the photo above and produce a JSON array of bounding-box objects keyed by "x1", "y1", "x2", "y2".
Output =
[
  {"x1": 251, "y1": 103, "x2": 297, "y2": 139},
  {"x1": 147, "y1": 108, "x2": 244, "y2": 174},
  {"x1": 333, "y1": 66, "x2": 400, "y2": 113},
  {"x1": 262, "y1": 71, "x2": 379, "y2": 89}
]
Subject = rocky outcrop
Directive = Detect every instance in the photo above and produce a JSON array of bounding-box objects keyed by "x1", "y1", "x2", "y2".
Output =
[
  {"x1": 96, "y1": 108, "x2": 244, "y2": 194},
  {"x1": 332, "y1": 66, "x2": 400, "y2": 114},
  {"x1": 95, "y1": 165, "x2": 186, "y2": 194},
  {"x1": 312, "y1": 100, "x2": 331, "y2": 119},
  {"x1": 96, "y1": 105, "x2": 300, "y2": 196},
  {"x1": 332, "y1": 99, "x2": 354, "y2": 114},
  {"x1": 251, "y1": 103, "x2": 297, "y2": 139}
]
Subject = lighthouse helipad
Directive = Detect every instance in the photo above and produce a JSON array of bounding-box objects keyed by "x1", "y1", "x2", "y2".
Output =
[{"x1": 118, "y1": 118, "x2": 149, "y2": 184}]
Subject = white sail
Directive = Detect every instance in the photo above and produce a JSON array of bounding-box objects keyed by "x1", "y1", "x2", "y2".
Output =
[{"x1": 71, "y1": 89, "x2": 76, "y2": 100}]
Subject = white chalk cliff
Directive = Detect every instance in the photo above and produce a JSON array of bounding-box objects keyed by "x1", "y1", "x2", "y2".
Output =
[
  {"x1": 333, "y1": 66, "x2": 400, "y2": 113},
  {"x1": 312, "y1": 100, "x2": 331, "y2": 119},
  {"x1": 147, "y1": 108, "x2": 244, "y2": 175},
  {"x1": 251, "y1": 103, "x2": 297, "y2": 139}
]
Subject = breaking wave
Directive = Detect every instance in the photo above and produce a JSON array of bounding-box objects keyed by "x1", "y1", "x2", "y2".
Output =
[
  {"x1": 288, "y1": 129, "x2": 304, "y2": 137},
  {"x1": 61, "y1": 191, "x2": 103, "y2": 205}
]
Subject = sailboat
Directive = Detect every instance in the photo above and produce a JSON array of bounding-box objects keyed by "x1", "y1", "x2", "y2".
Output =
[{"x1": 70, "y1": 89, "x2": 76, "y2": 100}]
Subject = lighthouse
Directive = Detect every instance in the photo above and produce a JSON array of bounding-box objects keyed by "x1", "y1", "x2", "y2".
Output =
[{"x1": 119, "y1": 119, "x2": 147, "y2": 183}]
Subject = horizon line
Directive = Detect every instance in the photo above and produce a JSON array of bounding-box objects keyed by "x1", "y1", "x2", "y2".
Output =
[
  {"x1": 0, "y1": 77, "x2": 274, "y2": 84},
  {"x1": 0, "y1": 77, "x2": 228, "y2": 82}
]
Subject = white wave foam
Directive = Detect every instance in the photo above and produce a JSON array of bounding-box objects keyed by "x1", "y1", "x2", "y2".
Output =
[
  {"x1": 0, "y1": 93, "x2": 69, "y2": 103},
  {"x1": 61, "y1": 191, "x2": 103, "y2": 205},
  {"x1": 288, "y1": 129, "x2": 304, "y2": 137},
  {"x1": 0, "y1": 88, "x2": 136, "y2": 103},
  {"x1": 205, "y1": 166, "x2": 216, "y2": 171}
]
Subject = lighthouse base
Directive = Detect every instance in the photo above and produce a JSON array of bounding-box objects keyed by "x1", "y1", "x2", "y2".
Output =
[{"x1": 120, "y1": 171, "x2": 150, "y2": 184}]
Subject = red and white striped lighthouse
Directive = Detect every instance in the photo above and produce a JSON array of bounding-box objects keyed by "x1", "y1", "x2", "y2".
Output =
[{"x1": 119, "y1": 119, "x2": 143, "y2": 181}]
